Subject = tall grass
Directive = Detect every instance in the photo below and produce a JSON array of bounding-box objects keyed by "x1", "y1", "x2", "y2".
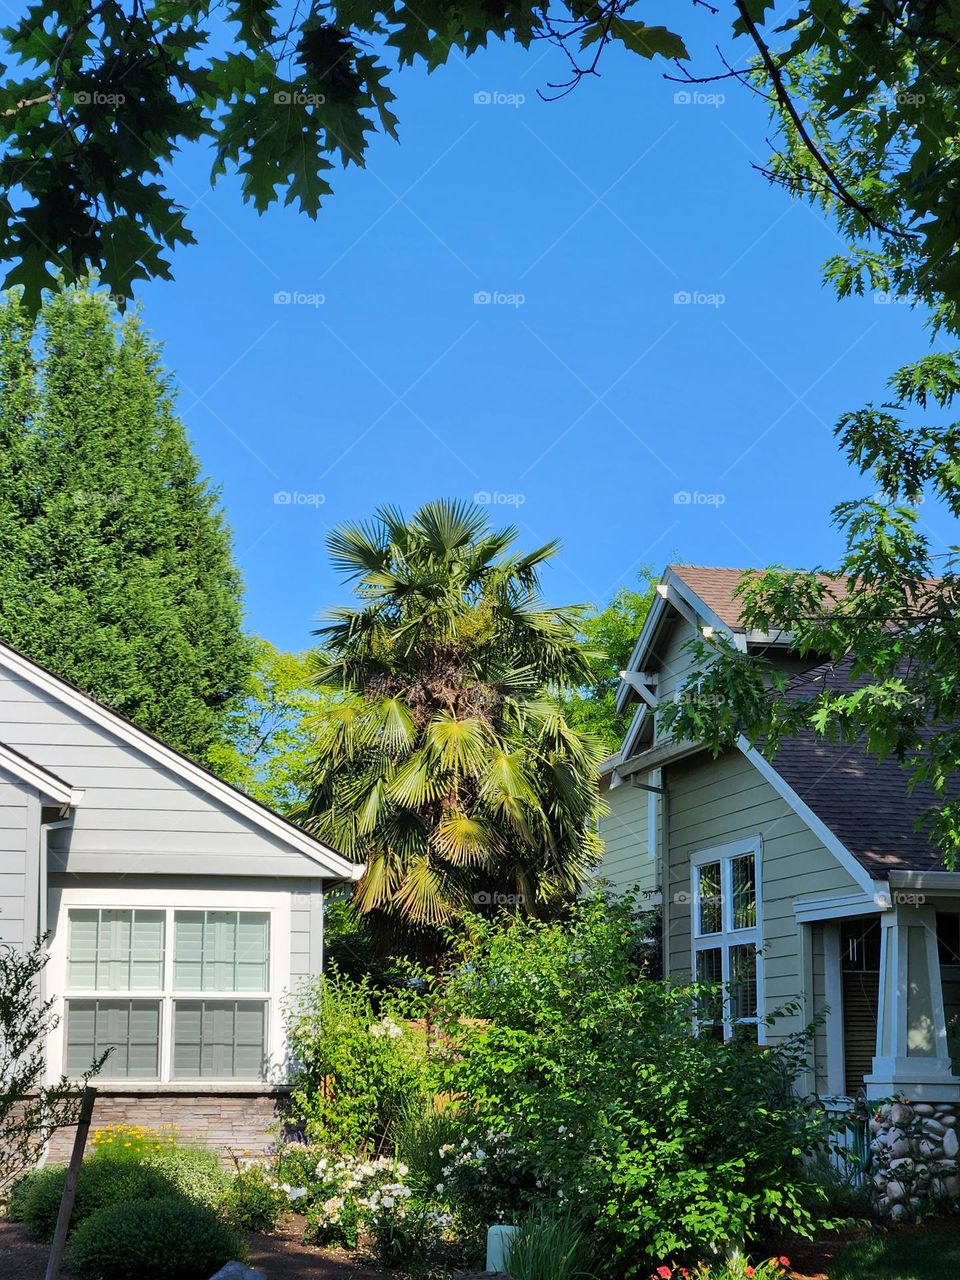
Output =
[
  {"x1": 392, "y1": 1100, "x2": 462, "y2": 1196},
  {"x1": 506, "y1": 1209, "x2": 599, "y2": 1280}
]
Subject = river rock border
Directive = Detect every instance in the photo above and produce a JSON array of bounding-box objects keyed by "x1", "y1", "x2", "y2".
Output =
[{"x1": 870, "y1": 1099, "x2": 960, "y2": 1218}]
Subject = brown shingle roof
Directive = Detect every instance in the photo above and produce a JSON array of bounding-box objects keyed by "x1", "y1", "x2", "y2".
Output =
[
  {"x1": 656, "y1": 565, "x2": 951, "y2": 876},
  {"x1": 772, "y1": 733, "x2": 943, "y2": 876},
  {"x1": 667, "y1": 564, "x2": 851, "y2": 633}
]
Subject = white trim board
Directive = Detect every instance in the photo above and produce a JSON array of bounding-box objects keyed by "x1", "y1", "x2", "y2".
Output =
[
  {"x1": 0, "y1": 742, "x2": 82, "y2": 808},
  {"x1": 736, "y1": 736, "x2": 875, "y2": 896},
  {"x1": 0, "y1": 645, "x2": 359, "y2": 881}
]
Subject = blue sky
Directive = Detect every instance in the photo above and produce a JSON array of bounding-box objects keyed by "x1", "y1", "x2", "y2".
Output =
[{"x1": 134, "y1": 11, "x2": 950, "y2": 652}]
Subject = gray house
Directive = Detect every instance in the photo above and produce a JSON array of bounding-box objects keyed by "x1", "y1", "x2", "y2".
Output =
[
  {"x1": 0, "y1": 639, "x2": 359, "y2": 1157},
  {"x1": 598, "y1": 565, "x2": 960, "y2": 1210}
]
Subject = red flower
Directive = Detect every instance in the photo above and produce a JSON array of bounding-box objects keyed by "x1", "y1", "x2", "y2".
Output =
[
  {"x1": 745, "y1": 1269, "x2": 755, "y2": 1278},
  {"x1": 656, "y1": 1268, "x2": 672, "y2": 1278},
  {"x1": 779, "y1": 1259, "x2": 791, "y2": 1268}
]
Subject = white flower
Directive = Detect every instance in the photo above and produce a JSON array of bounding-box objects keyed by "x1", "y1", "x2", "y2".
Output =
[
  {"x1": 287, "y1": 1186, "x2": 308, "y2": 1202},
  {"x1": 382, "y1": 1195, "x2": 395, "y2": 1208},
  {"x1": 396, "y1": 1162, "x2": 409, "y2": 1177}
]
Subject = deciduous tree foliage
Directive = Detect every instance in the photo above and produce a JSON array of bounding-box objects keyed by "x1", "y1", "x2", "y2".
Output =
[
  {"x1": 564, "y1": 574, "x2": 657, "y2": 753},
  {"x1": 4, "y1": 2, "x2": 960, "y2": 321},
  {"x1": 209, "y1": 638, "x2": 347, "y2": 811},
  {"x1": 660, "y1": 351, "x2": 960, "y2": 866},
  {"x1": 0, "y1": 286, "x2": 250, "y2": 760},
  {"x1": 300, "y1": 499, "x2": 604, "y2": 930}
]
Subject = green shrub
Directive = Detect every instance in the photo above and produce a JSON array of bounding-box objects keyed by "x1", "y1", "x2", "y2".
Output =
[
  {"x1": 5, "y1": 1169, "x2": 40, "y2": 1220},
  {"x1": 20, "y1": 1157, "x2": 171, "y2": 1241},
  {"x1": 286, "y1": 973, "x2": 430, "y2": 1151},
  {"x1": 438, "y1": 894, "x2": 829, "y2": 1275},
  {"x1": 69, "y1": 1196, "x2": 242, "y2": 1280},
  {"x1": 89, "y1": 1125, "x2": 230, "y2": 1209},
  {"x1": 224, "y1": 1163, "x2": 287, "y2": 1232},
  {"x1": 139, "y1": 1144, "x2": 230, "y2": 1209}
]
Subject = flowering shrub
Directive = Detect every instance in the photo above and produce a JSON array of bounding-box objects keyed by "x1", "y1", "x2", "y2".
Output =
[
  {"x1": 436, "y1": 1133, "x2": 544, "y2": 1231},
  {"x1": 652, "y1": 1258, "x2": 792, "y2": 1279},
  {"x1": 285, "y1": 975, "x2": 430, "y2": 1151},
  {"x1": 292, "y1": 1152, "x2": 414, "y2": 1249},
  {"x1": 438, "y1": 895, "x2": 827, "y2": 1274}
]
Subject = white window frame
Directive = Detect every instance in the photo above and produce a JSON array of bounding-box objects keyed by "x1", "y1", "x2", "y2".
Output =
[
  {"x1": 47, "y1": 885, "x2": 291, "y2": 1087},
  {"x1": 690, "y1": 836, "x2": 764, "y2": 1044}
]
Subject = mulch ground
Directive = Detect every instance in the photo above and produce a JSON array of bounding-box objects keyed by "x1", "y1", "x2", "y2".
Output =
[
  {"x1": 757, "y1": 1216, "x2": 960, "y2": 1280},
  {"x1": 0, "y1": 1216, "x2": 397, "y2": 1280}
]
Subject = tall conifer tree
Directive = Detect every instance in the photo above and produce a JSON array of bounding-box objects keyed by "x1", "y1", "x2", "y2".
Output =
[{"x1": 0, "y1": 287, "x2": 250, "y2": 761}]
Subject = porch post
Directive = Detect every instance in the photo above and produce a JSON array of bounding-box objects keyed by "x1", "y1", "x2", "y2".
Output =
[{"x1": 865, "y1": 904, "x2": 960, "y2": 1101}]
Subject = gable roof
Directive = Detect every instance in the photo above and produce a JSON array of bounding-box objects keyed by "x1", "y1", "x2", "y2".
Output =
[
  {"x1": 613, "y1": 563, "x2": 951, "y2": 882},
  {"x1": 0, "y1": 740, "x2": 83, "y2": 808},
  {"x1": 667, "y1": 564, "x2": 851, "y2": 632},
  {"x1": 0, "y1": 640, "x2": 361, "y2": 881}
]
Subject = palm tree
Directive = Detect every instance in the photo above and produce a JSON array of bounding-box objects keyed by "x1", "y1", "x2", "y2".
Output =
[{"x1": 300, "y1": 499, "x2": 605, "y2": 931}]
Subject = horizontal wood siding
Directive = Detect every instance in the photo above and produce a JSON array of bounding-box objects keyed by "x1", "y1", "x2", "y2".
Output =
[
  {"x1": 0, "y1": 774, "x2": 31, "y2": 945},
  {"x1": 0, "y1": 670, "x2": 326, "y2": 879},
  {"x1": 597, "y1": 782, "x2": 656, "y2": 898},
  {"x1": 665, "y1": 749, "x2": 861, "y2": 1053},
  {"x1": 652, "y1": 617, "x2": 698, "y2": 741}
]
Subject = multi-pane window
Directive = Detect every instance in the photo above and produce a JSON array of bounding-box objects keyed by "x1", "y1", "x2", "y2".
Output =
[
  {"x1": 692, "y1": 842, "x2": 762, "y2": 1042},
  {"x1": 64, "y1": 908, "x2": 270, "y2": 1081}
]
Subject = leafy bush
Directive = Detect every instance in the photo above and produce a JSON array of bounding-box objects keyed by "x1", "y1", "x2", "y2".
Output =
[
  {"x1": 5, "y1": 1170, "x2": 39, "y2": 1221},
  {"x1": 507, "y1": 1209, "x2": 599, "y2": 1280},
  {"x1": 20, "y1": 1157, "x2": 171, "y2": 1241},
  {"x1": 89, "y1": 1124, "x2": 230, "y2": 1209},
  {"x1": 366, "y1": 1194, "x2": 453, "y2": 1276},
  {"x1": 437, "y1": 894, "x2": 828, "y2": 1274},
  {"x1": 224, "y1": 1162, "x2": 288, "y2": 1232},
  {"x1": 294, "y1": 1152, "x2": 413, "y2": 1249},
  {"x1": 286, "y1": 974, "x2": 430, "y2": 1151},
  {"x1": 69, "y1": 1196, "x2": 242, "y2": 1280}
]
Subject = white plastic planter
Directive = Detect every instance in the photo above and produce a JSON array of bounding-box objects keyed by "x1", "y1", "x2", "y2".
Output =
[{"x1": 486, "y1": 1223, "x2": 519, "y2": 1271}]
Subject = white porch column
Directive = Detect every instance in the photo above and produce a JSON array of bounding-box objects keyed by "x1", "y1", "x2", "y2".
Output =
[{"x1": 865, "y1": 904, "x2": 960, "y2": 1101}]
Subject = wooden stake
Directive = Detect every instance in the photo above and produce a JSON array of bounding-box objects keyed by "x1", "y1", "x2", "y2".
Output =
[{"x1": 44, "y1": 1087, "x2": 96, "y2": 1280}]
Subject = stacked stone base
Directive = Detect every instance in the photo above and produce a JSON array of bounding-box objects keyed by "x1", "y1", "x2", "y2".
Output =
[
  {"x1": 870, "y1": 1099, "x2": 960, "y2": 1219},
  {"x1": 45, "y1": 1089, "x2": 290, "y2": 1165}
]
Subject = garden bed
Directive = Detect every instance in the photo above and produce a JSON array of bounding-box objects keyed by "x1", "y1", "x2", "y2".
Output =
[{"x1": 0, "y1": 1215, "x2": 398, "y2": 1280}]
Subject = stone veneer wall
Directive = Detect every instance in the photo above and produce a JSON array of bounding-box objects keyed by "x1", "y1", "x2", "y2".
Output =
[
  {"x1": 870, "y1": 1099, "x2": 960, "y2": 1218},
  {"x1": 46, "y1": 1091, "x2": 290, "y2": 1164}
]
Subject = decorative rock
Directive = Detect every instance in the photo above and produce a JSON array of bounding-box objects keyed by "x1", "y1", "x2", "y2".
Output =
[
  {"x1": 913, "y1": 1103, "x2": 936, "y2": 1117},
  {"x1": 888, "y1": 1138, "x2": 911, "y2": 1159},
  {"x1": 891, "y1": 1103, "x2": 914, "y2": 1125},
  {"x1": 890, "y1": 1203, "x2": 909, "y2": 1221},
  {"x1": 942, "y1": 1127, "x2": 960, "y2": 1160},
  {"x1": 885, "y1": 1180, "x2": 907, "y2": 1203},
  {"x1": 919, "y1": 1138, "x2": 941, "y2": 1159},
  {"x1": 208, "y1": 1266, "x2": 268, "y2": 1280},
  {"x1": 942, "y1": 1114, "x2": 958, "y2": 1126},
  {"x1": 923, "y1": 1118, "x2": 946, "y2": 1136},
  {"x1": 944, "y1": 1174, "x2": 960, "y2": 1198}
]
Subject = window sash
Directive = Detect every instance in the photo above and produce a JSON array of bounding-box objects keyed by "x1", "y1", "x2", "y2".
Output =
[
  {"x1": 65, "y1": 999, "x2": 161, "y2": 1079},
  {"x1": 691, "y1": 844, "x2": 761, "y2": 1041},
  {"x1": 62, "y1": 905, "x2": 273, "y2": 1082}
]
